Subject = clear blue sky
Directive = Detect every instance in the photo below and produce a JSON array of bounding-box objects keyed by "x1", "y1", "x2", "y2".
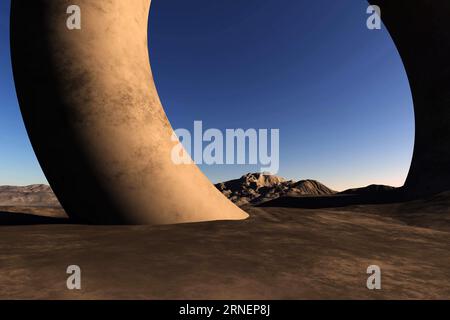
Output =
[{"x1": 0, "y1": 0, "x2": 414, "y2": 191}]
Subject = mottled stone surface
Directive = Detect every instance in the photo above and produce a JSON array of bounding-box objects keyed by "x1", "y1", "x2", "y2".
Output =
[{"x1": 10, "y1": 0, "x2": 247, "y2": 224}]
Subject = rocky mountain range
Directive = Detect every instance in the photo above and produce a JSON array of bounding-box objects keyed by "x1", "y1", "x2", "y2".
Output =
[
  {"x1": 0, "y1": 174, "x2": 396, "y2": 209},
  {"x1": 215, "y1": 172, "x2": 336, "y2": 206},
  {"x1": 0, "y1": 184, "x2": 60, "y2": 207}
]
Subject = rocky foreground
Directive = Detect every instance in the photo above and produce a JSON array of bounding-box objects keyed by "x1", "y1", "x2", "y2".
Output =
[
  {"x1": 0, "y1": 175, "x2": 449, "y2": 299},
  {"x1": 1, "y1": 201, "x2": 449, "y2": 299}
]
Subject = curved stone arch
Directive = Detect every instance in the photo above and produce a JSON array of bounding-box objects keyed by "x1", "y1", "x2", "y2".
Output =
[
  {"x1": 10, "y1": 0, "x2": 248, "y2": 224},
  {"x1": 9, "y1": 1, "x2": 450, "y2": 224},
  {"x1": 368, "y1": 0, "x2": 450, "y2": 196}
]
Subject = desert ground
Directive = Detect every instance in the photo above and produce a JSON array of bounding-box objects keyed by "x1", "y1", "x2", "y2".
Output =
[{"x1": 0, "y1": 188, "x2": 449, "y2": 299}]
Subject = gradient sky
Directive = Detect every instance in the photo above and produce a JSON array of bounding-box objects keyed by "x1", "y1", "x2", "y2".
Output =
[{"x1": 0, "y1": 0, "x2": 414, "y2": 191}]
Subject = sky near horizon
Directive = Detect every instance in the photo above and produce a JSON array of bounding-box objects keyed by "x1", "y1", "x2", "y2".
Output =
[{"x1": 0, "y1": 0, "x2": 414, "y2": 191}]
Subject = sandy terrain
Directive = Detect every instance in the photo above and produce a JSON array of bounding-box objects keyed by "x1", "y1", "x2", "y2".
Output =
[{"x1": 0, "y1": 195, "x2": 449, "y2": 300}]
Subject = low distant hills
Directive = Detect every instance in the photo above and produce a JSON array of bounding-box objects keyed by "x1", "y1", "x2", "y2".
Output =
[
  {"x1": 0, "y1": 174, "x2": 397, "y2": 209},
  {"x1": 340, "y1": 184, "x2": 396, "y2": 195},
  {"x1": 0, "y1": 184, "x2": 60, "y2": 207}
]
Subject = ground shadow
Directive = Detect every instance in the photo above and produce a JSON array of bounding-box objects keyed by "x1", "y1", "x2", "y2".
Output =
[
  {"x1": 0, "y1": 211, "x2": 72, "y2": 226},
  {"x1": 258, "y1": 190, "x2": 410, "y2": 209}
]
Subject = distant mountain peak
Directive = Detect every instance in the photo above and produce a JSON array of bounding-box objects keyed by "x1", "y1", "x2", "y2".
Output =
[{"x1": 216, "y1": 173, "x2": 335, "y2": 206}]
